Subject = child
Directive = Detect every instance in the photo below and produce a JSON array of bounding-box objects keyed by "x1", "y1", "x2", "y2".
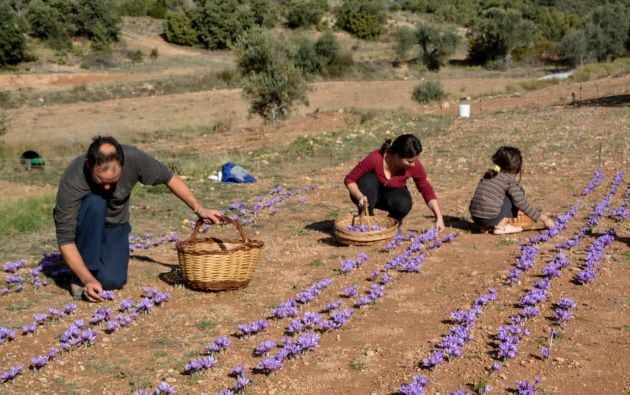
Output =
[{"x1": 469, "y1": 146, "x2": 555, "y2": 235}]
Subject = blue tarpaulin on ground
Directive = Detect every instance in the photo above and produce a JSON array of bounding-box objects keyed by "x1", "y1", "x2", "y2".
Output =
[{"x1": 221, "y1": 162, "x2": 256, "y2": 184}]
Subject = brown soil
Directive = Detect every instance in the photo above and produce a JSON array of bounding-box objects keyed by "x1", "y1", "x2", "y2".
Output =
[{"x1": 0, "y1": 64, "x2": 629, "y2": 395}]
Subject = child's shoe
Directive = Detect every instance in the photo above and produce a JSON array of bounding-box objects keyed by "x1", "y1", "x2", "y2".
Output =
[{"x1": 492, "y1": 224, "x2": 523, "y2": 235}]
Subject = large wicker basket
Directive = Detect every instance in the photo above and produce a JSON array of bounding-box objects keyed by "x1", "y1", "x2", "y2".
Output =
[
  {"x1": 334, "y1": 208, "x2": 398, "y2": 246},
  {"x1": 176, "y1": 218, "x2": 263, "y2": 291},
  {"x1": 508, "y1": 211, "x2": 536, "y2": 230}
]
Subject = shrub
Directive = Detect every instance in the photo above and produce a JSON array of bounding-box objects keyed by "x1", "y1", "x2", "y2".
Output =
[
  {"x1": 394, "y1": 26, "x2": 416, "y2": 62},
  {"x1": 250, "y1": 0, "x2": 279, "y2": 28},
  {"x1": 336, "y1": 0, "x2": 387, "y2": 41},
  {"x1": 26, "y1": 0, "x2": 72, "y2": 50},
  {"x1": 191, "y1": 0, "x2": 254, "y2": 49},
  {"x1": 291, "y1": 35, "x2": 320, "y2": 75},
  {"x1": 315, "y1": 31, "x2": 349, "y2": 76},
  {"x1": 285, "y1": 0, "x2": 328, "y2": 29},
  {"x1": 467, "y1": 7, "x2": 536, "y2": 65},
  {"x1": 411, "y1": 80, "x2": 444, "y2": 104},
  {"x1": 0, "y1": 3, "x2": 28, "y2": 67},
  {"x1": 558, "y1": 29, "x2": 591, "y2": 68},
  {"x1": 75, "y1": 0, "x2": 121, "y2": 50},
  {"x1": 234, "y1": 28, "x2": 308, "y2": 122},
  {"x1": 415, "y1": 22, "x2": 459, "y2": 71},
  {"x1": 163, "y1": 11, "x2": 197, "y2": 46}
]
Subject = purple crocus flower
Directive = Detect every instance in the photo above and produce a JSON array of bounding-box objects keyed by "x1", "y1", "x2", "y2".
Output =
[
  {"x1": 0, "y1": 365, "x2": 23, "y2": 383},
  {"x1": 22, "y1": 322, "x2": 37, "y2": 335},
  {"x1": 184, "y1": 356, "x2": 216, "y2": 374},
  {"x1": 30, "y1": 355, "x2": 48, "y2": 370},
  {"x1": 516, "y1": 379, "x2": 537, "y2": 395},
  {"x1": 135, "y1": 298, "x2": 155, "y2": 313},
  {"x1": 155, "y1": 381, "x2": 176, "y2": 394},
  {"x1": 341, "y1": 285, "x2": 359, "y2": 298},
  {"x1": 255, "y1": 357, "x2": 283, "y2": 374},
  {"x1": 235, "y1": 375, "x2": 251, "y2": 390},
  {"x1": 399, "y1": 375, "x2": 429, "y2": 395},
  {"x1": 540, "y1": 346, "x2": 550, "y2": 359},
  {"x1": 297, "y1": 332, "x2": 320, "y2": 352},
  {"x1": 0, "y1": 327, "x2": 17, "y2": 343},
  {"x1": 229, "y1": 364, "x2": 245, "y2": 377},
  {"x1": 63, "y1": 303, "x2": 77, "y2": 315},
  {"x1": 254, "y1": 340, "x2": 277, "y2": 356},
  {"x1": 119, "y1": 299, "x2": 134, "y2": 312},
  {"x1": 322, "y1": 300, "x2": 342, "y2": 312},
  {"x1": 421, "y1": 350, "x2": 444, "y2": 369},
  {"x1": 99, "y1": 290, "x2": 117, "y2": 300}
]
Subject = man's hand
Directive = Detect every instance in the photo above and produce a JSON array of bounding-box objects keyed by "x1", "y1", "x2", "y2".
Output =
[
  {"x1": 196, "y1": 207, "x2": 223, "y2": 224},
  {"x1": 84, "y1": 280, "x2": 104, "y2": 303}
]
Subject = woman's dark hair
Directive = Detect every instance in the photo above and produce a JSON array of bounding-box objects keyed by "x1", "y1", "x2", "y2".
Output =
[
  {"x1": 86, "y1": 135, "x2": 124, "y2": 169},
  {"x1": 484, "y1": 146, "x2": 522, "y2": 179},
  {"x1": 380, "y1": 134, "x2": 422, "y2": 158}
]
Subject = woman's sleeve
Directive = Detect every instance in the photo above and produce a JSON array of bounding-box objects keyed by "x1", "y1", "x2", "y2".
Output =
[
  {"x1": 344, "y1": 152, "x2": 376, "y2": 186},
  {"x1": 412, "y1": 161, "x2": 437, "y2": 203}
]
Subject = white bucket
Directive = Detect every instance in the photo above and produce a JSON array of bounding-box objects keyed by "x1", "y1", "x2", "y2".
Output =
[{"x1": 458, "y1": 103, "x2": 471, "y2": 118}]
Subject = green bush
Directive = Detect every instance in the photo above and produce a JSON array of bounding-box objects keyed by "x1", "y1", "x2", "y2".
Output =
[
  {"x1": 26, "y1": 0, "x2": 72, "y2": 50},
  {"x1": 191, "y1": 0, "x2": 254, "y2": 49},
  {"x1": 467, "y1": 7, "x2": 536, "y2": 65},
  {"x1": 291, "y1": 35, "x2": 320, "y2": 75},
  {"x1": 415, "y1": 22, "x2": 459, "y2": 71},
  {"x1": 234, "y1": 28, "x2": 308, "y2": 122},
  {"x1": 163, "y1": 11, "x2": 197, "y2": 46},
  {"x1": 285, "y1": 0, "x2": 329, "y2": 29},
  {"x1": 75, "y1": 0, "x2": 121, "y2": 50},
  {"x1": 394, "y1": 26, "x2": 416, "y2": 62},
  {"x1": 336, "y1": 0, "x2": 387, "y2": 41},
  {"x1": 0, "y1": 3, "x2": 28, "y2": 67},
  {"x1": 315, "y1": 31, "x2": 350, "y2": 76},
  {"x1": 411, "y1": 80, "x2": 444, "y2": 104},
  {"x1": 558, "y1": 29, "x2": 591, "y2": 67},
  {"x1": 250, "y1": 0, "x2": 279, "y2": 28}
]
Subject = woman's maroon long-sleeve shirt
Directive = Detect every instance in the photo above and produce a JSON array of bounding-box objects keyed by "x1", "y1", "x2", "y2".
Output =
[{"x1": 344, "y1": 149, "x2": 437, "y2": 203}]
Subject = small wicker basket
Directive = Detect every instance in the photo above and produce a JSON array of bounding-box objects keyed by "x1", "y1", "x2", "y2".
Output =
[
  {"x1": 176, "y1": 218, "x2": 263, "y2": 291},
  {"x1": 334, "y1": 207, "x2": 398, "y2": 246},
  {"x1": 508, "y1": 211, "x2": 536, "y2": 230}
]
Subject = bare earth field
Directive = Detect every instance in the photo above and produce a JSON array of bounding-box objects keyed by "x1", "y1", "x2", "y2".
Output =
[{"x1": 0, "y1": 57, "x2": 629, "y2": 395}]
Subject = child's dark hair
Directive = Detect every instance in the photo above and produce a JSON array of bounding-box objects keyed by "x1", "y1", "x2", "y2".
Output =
[
  {"x1": 380, "y1": 134, "x2": 422, "y2": 158},
  {"x1": 86, "y1": 135, "x2": 124, "y2": 169},
  {"x1": 484, "y1": 146, "x2": 522, "y2": 179}
]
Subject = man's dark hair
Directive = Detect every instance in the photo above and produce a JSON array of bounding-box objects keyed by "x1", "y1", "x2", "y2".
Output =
[{"x1": 86, "y1": 136, "x2": 124, "y2": 168}]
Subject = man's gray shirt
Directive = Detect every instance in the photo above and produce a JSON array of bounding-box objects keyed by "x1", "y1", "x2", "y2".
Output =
[{"x1": 54, "y1": 145, "x2": 173, "y2": 246}]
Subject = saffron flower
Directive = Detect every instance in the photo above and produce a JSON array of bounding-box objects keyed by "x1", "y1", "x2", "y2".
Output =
[
  {"x1": 229, "y1": 364, "x2": 245, "y2": 378},
  {"x1": 399, "y1": 375, "x2": 429, "y2": 395},
  {"x1": 0, "y1": 365, "x2": 23, "y2": 383},
  {"x1": 99, "y1": 290, "x2": 117, "y2": 300},
  {"x1": 254, "y1": 340, "x2": 277, "y2": 356},
  {"x1": 30, "y1": 355, "x2": 48, "y2": 371},
  {"x1": 540, "y1": 346, "x2": 550, "y2": 359},
  {"x1": 184, "y1": 356, "x2": 216, "y2": 374},
  {"x1": 155, "y1": 381, "x2": 176, "y2": 395}
]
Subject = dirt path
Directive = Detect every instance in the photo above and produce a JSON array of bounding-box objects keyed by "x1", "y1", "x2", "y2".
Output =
[{"x1": 5, "y1": 76, "x2": 628, "y2": 147}]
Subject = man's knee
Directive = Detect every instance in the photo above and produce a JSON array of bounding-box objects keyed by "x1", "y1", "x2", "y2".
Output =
[
  {"x1": 79, "y1": 193, "x2": 107, "y2": 220},
  {"x1": 97, "y1": 271, "x2": 127, "y2": 290}
]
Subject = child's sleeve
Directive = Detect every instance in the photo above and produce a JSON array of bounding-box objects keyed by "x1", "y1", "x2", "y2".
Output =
[{"x1": 507, "y1": 183, "x2": 541, "y2": 221}]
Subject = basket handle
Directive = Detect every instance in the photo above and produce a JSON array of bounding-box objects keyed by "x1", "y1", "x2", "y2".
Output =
[
  {"x1": 358, "y1": 205, "x2": 373, "y2": 226},
  {"x1": 189, "y1": 217, "x2": 249, "y2": 242}
]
